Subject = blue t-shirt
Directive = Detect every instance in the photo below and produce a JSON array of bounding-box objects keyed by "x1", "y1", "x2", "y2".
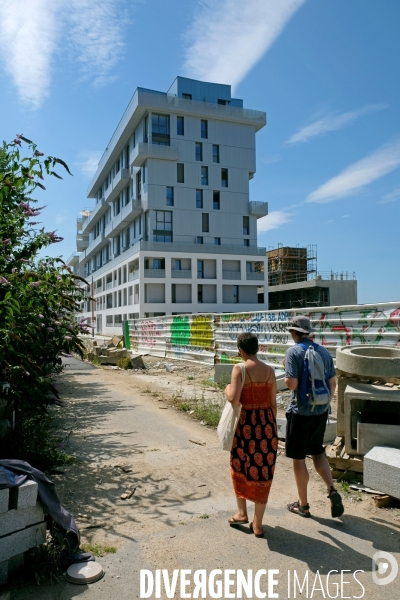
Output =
[{"x1": 285, "y1": 339, "x2": 336, "y2": 416}]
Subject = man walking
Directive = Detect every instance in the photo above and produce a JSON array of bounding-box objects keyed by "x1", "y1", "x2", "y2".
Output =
[{"x1": 284, "y1": 316, "x2": 344, "y2": 518}]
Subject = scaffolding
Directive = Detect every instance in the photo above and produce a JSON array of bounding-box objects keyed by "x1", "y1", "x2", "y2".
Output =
[{"x1": 266, "y1": 243, "x2": 317, "y2": 286}]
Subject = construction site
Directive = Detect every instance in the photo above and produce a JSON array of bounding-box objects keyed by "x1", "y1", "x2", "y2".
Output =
[{"x1": 266, "y1": 244, "x2": 357, "y2": 310}]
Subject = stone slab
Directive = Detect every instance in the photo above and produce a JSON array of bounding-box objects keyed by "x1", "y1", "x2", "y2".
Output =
[
  {"x1": 276, "y1": 417, "x2": 336, "y2": 444},
  {"x1": 364, "y1": 446, "x2": 400, "y2": 499},
  {"x1": 0, "y1": 522, "x2": 46, "y2": 562},
  {"x1": 357, "y1": 422, "x2": 400, "y2": 455},
  {"x1": 0, "y1": 488, "x2": 9, "y2": 514},
  {"x1": 344, "y1": 383, "x2": 400, "y2": 456},
  {"x1": 0, "y1": 502, "x2": 44, "y2": 537},
  {"x1": 9, "y1": 480, "x2": 38, "y2": 510}
]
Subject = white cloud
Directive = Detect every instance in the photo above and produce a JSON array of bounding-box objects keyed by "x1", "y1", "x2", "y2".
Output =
[
  {"x1": 286, "y1": 104, "x2": 387, "y2": 145},
  {"x1": 257, "y1": 210, "x2": 292, "y2": 232},
  {"x1": 0, "y1": 0, "x2": 58, "y2": 108},
  {"x1": 79, "y1": 151, "x2": 103, "y2": 178},
  {"x1": 380, "y1": 186, "x2": 400, "y2": 204},
  {"x1": 0, "y1": 0, "x2": 129, "y2": 108},
  {"x1": 306, "y1": 139, "x2": 400, "y2": 204},
  {"x1": 183, "y1": 0, "x2": 306, "y2": 91}
]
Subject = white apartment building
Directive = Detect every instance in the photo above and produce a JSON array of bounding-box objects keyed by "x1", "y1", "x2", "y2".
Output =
[{"x1": 69, "y1": 77, "x2": 268, "y2": 334}]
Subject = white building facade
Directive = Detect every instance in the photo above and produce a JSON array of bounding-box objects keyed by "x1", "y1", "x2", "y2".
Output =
[{"x1": 70, "y1": 77, "x2": 268, "y2": 335}]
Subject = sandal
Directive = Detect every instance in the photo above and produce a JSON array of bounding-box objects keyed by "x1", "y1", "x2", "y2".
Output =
[
  {"x1": 228, "y1": 516, "x2": 249, "y2": 525},
  {"x1": 328, "y1": 487, "x2": 344, "y2": 518},
  {"x1": 287, "y1": 501, "x2": 311, "y2": 518},
  {"x1": 249, "y1": 522, "x2": 264, "y2": 538}
]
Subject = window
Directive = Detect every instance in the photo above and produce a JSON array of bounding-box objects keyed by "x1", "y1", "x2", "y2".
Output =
[
  {"x1": 125, "y1": 226, "x2": 130, "y2": 249},
  {"x1": 177, "y1": 163, "x2": 184, "y2": 183},
  {"x1": 195, "y1": 142, "x2": 203, "y2": 161},
  {"x1": 114, "y1": 315, "x2": 122, "y2": 325},
  {"x1": 196, "y1": 189, "x2": 203, "y2": 209},
  {"x1": 175, "y1": 259, "x2": 181, "y2": 271},
  {"x1": 151, "y1": 113, "x2": 170, "y2": 145},
  {"x1": 136, "y1": 170, "x2": 142, "y2": 198},
  {"x1": 144, "y1": 115, "x2": 148, "y2": 143},
  {"x1": 106, "y1": 294, "x2": 113, "y2": 308},
  {"x1": 171, "y1": 284, "x2": 176, "y2": 303},
  {"x1": 214, "y1": 237, "x2": 221, "y2": 245},
  {"x1": 233, "y1": 285, "x2": 239, "y2": 303},
  {"x1": 244, "y1": 239, "x2": 250, "y2": 247},
  {"x1": 201, "y1": 166, "x2": 208, "y2": 185},
  {"x1": 213, "y1": 191, "x2": 220, "y2": 210},
  {"x1": 197, "y1": 236, "x2": 203, "y2": 245},
  {"x1": 182, "y1": 93, "x2": 192, "y2": 100},
  {"x1": 153, "y1": 259, "x2": 165, "y2": 270},
  {"x1": 198, "y1": 284, "x2": 203, "y2": 303},
  {"x1": 221, "y1": 168, "x2": 228, "y2": 187},
  {"x1": 218, "y1": 99, "x2": 228, "y2": 105},
  {"x1": 106, "y1": 315, "x2": 113, "y2": 326},
  {"x1": 166, "y1": 187, "x2": 174, "y2": 206},
  {"x1": 201, "y1": 120, "x2": 208, "y2": 139},
  {"x1": 202, "y1": 213, "x2": 209, "y2": 233},
  {"x1": 177, "y1": 116, "x2": 184, "y2": 136},
  {"x1": 154, "y1": 211, "x2": 172, "y2": 243},
  {"x1": 243, "y1": 216, "x2": 249, "y2": 235},
  {"x1": 142, "y1": 161, "x2": 146, "y2": 184},
  {"x1": 212, "y1": 145, "x2": 219, "y2": 163},
  {"x1": 197, "y1": 260, "x2": 204, "y2": 279}
]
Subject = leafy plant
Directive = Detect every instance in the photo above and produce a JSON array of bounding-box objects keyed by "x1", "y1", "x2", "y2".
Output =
[
  {"x1": 117, "y1": 356, "x2": 133, "y2": 369},
  {"x1": 0, "y1": 136, "x2": 89, "y2": 463}
]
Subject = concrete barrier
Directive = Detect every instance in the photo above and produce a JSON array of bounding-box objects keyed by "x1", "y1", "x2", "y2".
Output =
[{"x1": 364, "y1": 446, "x2": 400, "y2": 499}]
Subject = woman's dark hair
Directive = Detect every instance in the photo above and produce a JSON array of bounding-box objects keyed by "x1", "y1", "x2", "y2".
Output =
[{"x1": 237, "y1": 332, "x2": 259, "y2": 355}]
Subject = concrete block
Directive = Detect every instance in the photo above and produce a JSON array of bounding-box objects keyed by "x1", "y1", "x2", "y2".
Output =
[
  {"x1": 0, "y1": 503, "x2": 45, "y2": 537},
  {"x1": 337, "y1": 346, "x2": 400, "y2": 380},
  {"x1": 357, "y1": 423, "x2": 400, "y2": 455},
  {"x1": 364, "y1": 446, "x2": 400, "y2": 499},
  {"x1": 344, "y1": 383, "x2": 400, "y2": 456},
  {"x1": 0, "y1": 488, "x2": 9, "y2": 514},
  {"x1": 9, "y1": 480, "x2": 38, "y2": 510},
  {"x1": 0, "y1": 522, "x2": 46, "y2": 562},
  {"x1": 0, "y1": 560, "x2": 8, "y2": 585},
  {"x1": 276, "y1": 417, "x2": 336, "y2": 444}
]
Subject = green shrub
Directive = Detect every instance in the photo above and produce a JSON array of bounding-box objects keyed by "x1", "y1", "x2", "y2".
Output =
[{"x1": 117, "y1": 356, "x2": 133, "y2": 369}]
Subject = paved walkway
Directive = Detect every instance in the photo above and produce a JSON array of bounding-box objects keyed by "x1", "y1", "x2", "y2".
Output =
[{"x1": 9, "y1": 358, "x2": 400, "y2": 599}]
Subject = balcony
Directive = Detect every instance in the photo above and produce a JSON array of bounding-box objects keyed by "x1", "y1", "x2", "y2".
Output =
[
  {"x1": 110, "y1": 199, "x2": 142, "y2": 234},
  {"x1": 222, "y1": 270, "x2": 241, "y2": 280},
  {"x1": 105, "y1": 168, "x2": 131, "y2": 203},
  {"x1": 106, "y1": 281, "x2": 113, "y2": 290},
  {"x1": 76, "y1": 234, "x2": 89, "y2": 252},
  {"x1": 84, "y1": 231, "x2": 105, "y2": 257},
  {"x1": 128, "y1": 270, "x2": 139, "y2": 281},
  {"x1": 249, "y1": 201, "x2": 268, "y2": 218},
  {"x1": 131, "y1": 142, "x2": 178, "y2": 167},
  {"x1": 66, "y1": 251, "x2": 80, "y2": 266},
  {"x1": 171, "y1": 269, "x2": 192, "y2": 279},
  {"x1": 144, "y1": 269, "x2": 165, "y2": 278},
  {"x1": 140, "y1": 240, "x2": 266, "y2": 257},
  {"x1": 80, "y1": 199, "x2": 109, "y2": 233},
  {"x1": 246, "y1": 271, "x2": 264, "y2": 281}
]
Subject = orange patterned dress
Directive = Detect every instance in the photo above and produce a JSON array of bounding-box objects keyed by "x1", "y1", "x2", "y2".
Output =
[{"x1": 230, "y1": 368, "x2": 277, "y2": 504}]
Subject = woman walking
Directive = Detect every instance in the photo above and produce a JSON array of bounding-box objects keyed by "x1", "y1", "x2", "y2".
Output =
[{"x1": 224, "y1": 332, "x2": 277, "y2": 537}]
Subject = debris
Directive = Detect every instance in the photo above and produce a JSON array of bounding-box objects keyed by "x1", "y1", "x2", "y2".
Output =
[
  {"x1": 189, "y1": 410, "x2": 194, "y2": 415},
  {"x1": 115, "y1": 465, "x2": 132, "y2": 472},
  {"x1": 384, "y1": 382, "x2": 395, "y2": 388},
  {"x1": 165, "y1": 364, "x2": 175, "y2": 373},
  {"x1": 120, "y1": 488, "x2": 136, "y2": 500},
  {"x1": 189, "y1": 439, "x2": 206, "y2": 446},
  {"x1": 159, "y1": 406, "x2": 168, "y2": 410},
  {"x1": 349, "y1": 483, "x2": 384, "y2": 494},
  {"x1": 374, "y1": 495, "x2": 395, "y2": 508}
]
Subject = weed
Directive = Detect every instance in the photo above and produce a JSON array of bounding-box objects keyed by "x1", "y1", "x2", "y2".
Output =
[
  {"x1": 178, "y1": 403, "x2": 191, "y2": 412},
  {"x1": 80, "y1": 543, "x2": 117, "y2": 557},
  {"x1": 143, "y1": 388, "x2": 151, "y2": 393},
  {"x1": 339, "y1": 481, "x2": 350, "y2": 494},
  {"x1": 152, "y1": 392, "x2": 160, "y2": 397},
  {"x1": 117, "y1": 357, "x2": 133, "y2": 370},
  {"x1": 199, "y1": 514, "x2": 209, "y2": 519},
  {"x1": 200, "y1": 378, "x2": 226, "y2": 390},
  {"x1": 187, "y1": 376, "x2": 194, "y2": 380}
]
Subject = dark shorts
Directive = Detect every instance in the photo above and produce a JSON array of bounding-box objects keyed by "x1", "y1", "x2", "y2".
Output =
[{"x1": 285, "y1": 411, "x2": 328, "y2": 460}]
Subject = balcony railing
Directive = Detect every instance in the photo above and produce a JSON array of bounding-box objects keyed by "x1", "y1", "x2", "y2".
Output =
[
  {"x1": 171, "y1": 269, "x2": 192, "y2": 279},
  {"x1": 222, "y1": 270, "x2": 241, "y2": 280},
  {"x1": 131, "y1": 142, "x2": 178, "y2": 167},
  {"x1": 246, "y1": 271, "x2": 264, "y2": 281},
  {"x1": 144, "y1": 269, "x2": 165, "y2": 278},
  {"x1": 104, "y1": 169, "x2": 131, "y2": 203},
  {"x1": 80, "y1": 199, "x2": 108, "y2": 233},
  {"x1": 128, "y1": 271, "x2": 139, "y2": 281},
  {"x1": 140, "y1": 240, "x2": 266, "y2": 257},
  {"x1": 76, "y1": 234, "x2": 89, "y2": 252},
  {"x1": 249, "y1": 201, "x2": 268, "y2": 218}
]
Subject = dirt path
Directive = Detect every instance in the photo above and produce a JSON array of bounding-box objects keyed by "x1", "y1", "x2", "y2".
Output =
[{"x1": 7, "y1": 357, "x2": 400, "y2": 600}]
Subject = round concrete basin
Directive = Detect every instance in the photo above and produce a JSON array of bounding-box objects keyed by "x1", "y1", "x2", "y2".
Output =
[{"x1": 336, "y1": 346, "x2": 400, "y2": 378}]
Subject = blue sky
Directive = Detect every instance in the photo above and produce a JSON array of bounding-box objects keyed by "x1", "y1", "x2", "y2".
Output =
[{"x1": 0, "y1": 0, "x2": 399, "y2": 304}]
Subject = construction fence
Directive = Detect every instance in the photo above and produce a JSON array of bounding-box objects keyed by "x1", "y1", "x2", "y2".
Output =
[{"x1": 124, "y1": 301, "x2": 400, "y2": 370}]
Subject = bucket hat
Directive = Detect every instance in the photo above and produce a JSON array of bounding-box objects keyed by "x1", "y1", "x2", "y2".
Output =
[{"x1": 286, "y1": 316, "x2": 316, "y2": 334}]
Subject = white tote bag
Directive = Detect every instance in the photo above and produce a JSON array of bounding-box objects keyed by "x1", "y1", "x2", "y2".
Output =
[{"x1": 217, "y1": 363, "x2": 246, "y2": 451}]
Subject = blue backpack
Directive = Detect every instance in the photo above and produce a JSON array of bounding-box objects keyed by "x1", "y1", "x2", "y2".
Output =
[{"x1": 296, "y1": 342, "x2": 331, "y2": 412}]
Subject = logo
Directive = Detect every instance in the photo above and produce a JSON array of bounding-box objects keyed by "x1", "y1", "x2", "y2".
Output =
[{"x1": 372, "y1": 551, "x2": 398, "y2": 586}]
